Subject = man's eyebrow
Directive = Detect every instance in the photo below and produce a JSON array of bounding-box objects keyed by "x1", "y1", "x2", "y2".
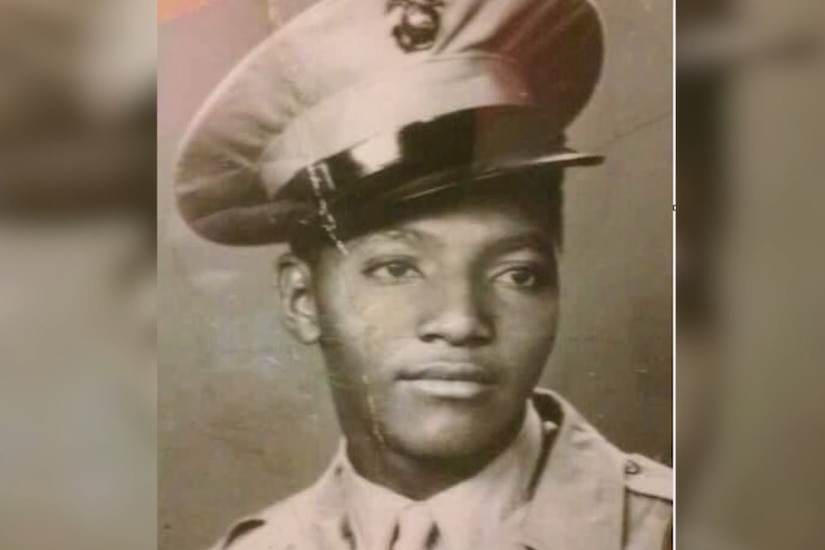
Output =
[
  {"x1": 486, "y1": 232, "x2": 556, "y2": 257},
  {"x1": 349, "y1": 228, "x2": 427, "y2": 248}
]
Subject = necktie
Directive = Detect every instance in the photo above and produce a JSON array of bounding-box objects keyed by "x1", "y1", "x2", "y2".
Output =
[{"x1": 393, "y1": 504, "x2": 438, "y2": 550}]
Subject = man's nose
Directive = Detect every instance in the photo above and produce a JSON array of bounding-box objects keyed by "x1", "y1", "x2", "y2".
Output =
[{"x1": 416, "y1": 276, "x2": 494, "y2": 346}]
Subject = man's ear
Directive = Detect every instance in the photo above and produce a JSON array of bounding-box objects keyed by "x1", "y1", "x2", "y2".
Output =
[{"x1": 276, "y1": 253, "x2": 321, "y2": 344}]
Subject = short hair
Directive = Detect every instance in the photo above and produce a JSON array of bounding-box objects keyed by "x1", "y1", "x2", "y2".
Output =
[{"x1": 289, "y1": 168, "x2": 564, "y2": 265}]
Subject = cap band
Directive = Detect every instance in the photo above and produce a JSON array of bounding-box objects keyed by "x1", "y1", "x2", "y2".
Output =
[
  {"x1": 273, "y1": 107, "x2": 601, "y2": 204},
  {"x1": 260, "y1": 54, "x2": 534, "y2": 190}
]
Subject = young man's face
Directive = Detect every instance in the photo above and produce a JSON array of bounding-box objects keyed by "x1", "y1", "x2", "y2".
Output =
[{"x1": 284, "y1": 191, "x2": 560, "y2": 461}]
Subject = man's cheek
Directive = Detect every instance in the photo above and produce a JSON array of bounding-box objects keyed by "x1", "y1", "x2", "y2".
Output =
[
  {"x1": 350, "y1": 291, "x2": 418, "y2": 332},
  {"x1": 500, "y1": 313, "x2": 559, "y2": 369},
  {"x1": 500, "y1": 303, "x2": 558, "y2": 339},
  {"x1": 332, "y1": 274, "x2": 408, "y2": 311}
]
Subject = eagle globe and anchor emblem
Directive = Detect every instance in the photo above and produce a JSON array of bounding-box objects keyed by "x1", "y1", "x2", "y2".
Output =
[{"x1": 387, "y1": 0, "x2": 447, "y2": 52}]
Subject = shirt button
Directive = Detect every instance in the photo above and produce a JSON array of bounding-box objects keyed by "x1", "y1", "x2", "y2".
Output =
[{"x1": 625, "y1": 459, "x2": 642, "y2": 475}]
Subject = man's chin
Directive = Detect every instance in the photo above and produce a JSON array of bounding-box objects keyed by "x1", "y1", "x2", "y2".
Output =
[{"x1": 382, "y1": 413, "x2": 511, "y2": 462}]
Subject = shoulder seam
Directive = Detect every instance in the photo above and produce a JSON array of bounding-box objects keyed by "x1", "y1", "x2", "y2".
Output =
[{"x1": 623, "y1": 453, "x2": 673, "y2": 502}]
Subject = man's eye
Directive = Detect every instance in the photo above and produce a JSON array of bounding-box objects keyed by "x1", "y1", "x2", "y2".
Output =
[
  {"x1": 364, "y1": 260, "x2": 422, "y2": 282},
  {"x1": 492, "y1": 266, "x2": 548, "y2": 289}
]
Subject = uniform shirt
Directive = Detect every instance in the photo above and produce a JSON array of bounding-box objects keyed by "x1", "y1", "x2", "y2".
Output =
[
  {"x1": 212, "y1": 389, "x2": 673, "y2": 550},
  {"x1": 340, "y1": 402, "x2": 546, "y2": 550}
]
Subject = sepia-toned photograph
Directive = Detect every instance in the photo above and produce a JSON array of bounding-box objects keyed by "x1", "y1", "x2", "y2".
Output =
[
  {"x1": 159, "y1": 1, "x2": 673, "y2": 549},
  {"x1": 4, "y1": 1, "x2": 825, "y2": 550}
]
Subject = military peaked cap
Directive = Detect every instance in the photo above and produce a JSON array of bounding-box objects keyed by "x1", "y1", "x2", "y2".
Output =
[{"x1": 175, "y1": 0, "x2": 605, "y2": 245}]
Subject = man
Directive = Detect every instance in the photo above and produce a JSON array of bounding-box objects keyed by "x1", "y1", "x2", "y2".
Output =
[{"x1": 174, "y1": 0, "x2": 672, "y2": 549}]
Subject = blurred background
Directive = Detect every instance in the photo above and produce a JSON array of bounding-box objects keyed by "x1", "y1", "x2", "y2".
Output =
[
  {"x1": 0, "y1": 0, "x2": 155, "y2": 549},
  {"x1": 677, "y1": 0, "x2": 825, "y2": 549},
  {"x1": 158, "y1": 1, "x2": 672, "y2": 549}
]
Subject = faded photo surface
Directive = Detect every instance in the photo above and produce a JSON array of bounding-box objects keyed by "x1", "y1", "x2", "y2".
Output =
[{"x1": 159, "y1": 1, "x2": 672, "y2": 550}]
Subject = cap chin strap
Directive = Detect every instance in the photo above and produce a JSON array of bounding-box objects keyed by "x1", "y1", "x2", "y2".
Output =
[{"x1": 307, "y1": 162, "x2": 349, "y2": 254}]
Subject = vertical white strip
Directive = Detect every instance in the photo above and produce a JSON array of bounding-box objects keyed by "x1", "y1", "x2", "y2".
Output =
[{"x1": 671, "y1": 0, "x2": 678, "y2": 546}]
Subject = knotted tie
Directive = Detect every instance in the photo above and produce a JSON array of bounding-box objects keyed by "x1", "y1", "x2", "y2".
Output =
[{"x1": 392, "y1": 504, "x2": 438, "y2": 550}]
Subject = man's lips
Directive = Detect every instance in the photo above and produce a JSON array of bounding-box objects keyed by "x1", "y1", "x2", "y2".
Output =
[
  {"x1": 397, "y1": 362, "x2": 497, "y2": 399},
  {"x1": 397, "y1": 362, "x2": 497, "y2": 384}
]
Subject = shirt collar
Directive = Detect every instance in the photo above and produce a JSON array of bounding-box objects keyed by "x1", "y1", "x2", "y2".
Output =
[
  {"x1": 519, "y1": 389, "x2": 626, "y2": 550},
  {"x1": 338, "y1": 401, "x2": 546, "y2": 550},
  {"x1": 427, "y1": 401, "x2": 545, "y2": 549},
  {"x1": 340, "y1": 457, "x2": 408, "y2": 550},
  {"x1": 306, "y1": 391, "x2": 627, "y2": 550}
]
